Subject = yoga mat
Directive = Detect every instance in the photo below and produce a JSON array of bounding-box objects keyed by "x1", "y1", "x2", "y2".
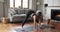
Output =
[
  {"x1": 8, "y1": 25, "x2": 39, "y2": 32},
  {"x1": 8, "y1": 24, "x2": 48, "y2": 32}
]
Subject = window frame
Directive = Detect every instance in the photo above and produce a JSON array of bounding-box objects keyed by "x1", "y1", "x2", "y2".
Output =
[
  {"x1": 22, "y1": 0, "x2": 29, "y2": 9},
  {"x1": 10, "y1": 0, "x2": 29, "y2": 9}
]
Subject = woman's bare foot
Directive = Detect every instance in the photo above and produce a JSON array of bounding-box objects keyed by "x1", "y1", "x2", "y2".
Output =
[{"x1": 21, "y1": 27, "x2": 25, "y2": 32}]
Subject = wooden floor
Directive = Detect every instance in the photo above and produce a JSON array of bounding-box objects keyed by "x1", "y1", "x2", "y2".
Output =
[
  {"x1": 0, "y1": 22, "x2": 33, "y2": 32},
  {"x1": 0, "y1": 23, "x2": 20, "y2": 32},
  {"x1": 0, "y1": 22, "x2": 60, "y2": 32}
]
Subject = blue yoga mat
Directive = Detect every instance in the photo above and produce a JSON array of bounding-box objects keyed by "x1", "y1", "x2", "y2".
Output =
[{"x1": 9, "y1": 24, "x2": 48, "y2": 32}]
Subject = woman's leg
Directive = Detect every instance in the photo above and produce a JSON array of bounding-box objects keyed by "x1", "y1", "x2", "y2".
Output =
[
  {"x1": 22, "y1": 14, "x2": 30, "y2": 27},
  {"x1": 39, "y1": 16, "x2": 43, "y2": 26},
  {"x1": 36, "y1": 12, "x2": 43, "y2": 27},
  {"x1": 33, "y1": 15, "x2": 37, "y2": 31},
  {"x1": 22, "y1": 11, "x2": 35, "y2": 27}
]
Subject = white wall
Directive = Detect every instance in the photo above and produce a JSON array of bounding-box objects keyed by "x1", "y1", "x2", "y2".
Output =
[
  {"x1": 0, "y1": 2, "x2": 3, "y2": 18},
  {"x1": 0, "y1": 0, "x2": 4, "y2": 2},
  {"x1": 4, "y1": 0, "x2": 9, "y2": 17},
  {"x1": 38, "y1": 0, "x2": 43, "y2": 10},
  {"x1": 47, "y1": 0, "x2": 60, "y2": 6},
  {"x1": 0, "y1": 0, "x2": 9, "y2": 18},
  {"x1": 29, "y1": 0, "x2": 32, "y2": 9},
  {"x1": 29, "y1": 0, "x2": 36, "y2": 10}
]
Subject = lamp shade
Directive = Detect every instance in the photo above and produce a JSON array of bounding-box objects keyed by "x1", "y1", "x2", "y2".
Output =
[{"x1": 37, "y1": 2, "x2": 40, "y2": 5}]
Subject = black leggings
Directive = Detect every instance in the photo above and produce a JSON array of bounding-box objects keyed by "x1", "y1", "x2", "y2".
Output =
[{"x1": 22, "y1": 11, "x2": 35, "y2": 27}]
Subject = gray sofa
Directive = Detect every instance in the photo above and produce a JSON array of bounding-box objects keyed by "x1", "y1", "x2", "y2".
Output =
[{"x1": 8, "y1": 8, "x2": 35, "y2": 22}]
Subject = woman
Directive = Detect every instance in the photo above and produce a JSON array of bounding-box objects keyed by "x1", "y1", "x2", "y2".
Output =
[{"x1": 22, "y1": 10, "x2": 43, "y2": 28}]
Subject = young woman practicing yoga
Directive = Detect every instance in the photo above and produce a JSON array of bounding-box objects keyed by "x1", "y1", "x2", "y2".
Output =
[{"x1": 22, "y1": 10, "x2": 43, "y2": 28}]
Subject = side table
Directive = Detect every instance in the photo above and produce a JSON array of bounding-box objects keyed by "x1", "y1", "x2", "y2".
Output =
[{"x1": 1, "y1": 17, "x2": 10, "y2": 24}]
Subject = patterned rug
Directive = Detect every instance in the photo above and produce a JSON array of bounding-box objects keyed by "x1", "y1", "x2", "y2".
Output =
[
  {"x1": 8, "y1": 24, "x2": 48, "y2": 32},
  {"x1": 8, "y1": 25, "x2": 39, "y2": 32}
]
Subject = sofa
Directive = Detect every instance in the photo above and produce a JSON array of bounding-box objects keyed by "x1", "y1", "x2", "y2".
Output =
[{"x1": 8, "y1": 8, "x2": 35, "y2": 22}]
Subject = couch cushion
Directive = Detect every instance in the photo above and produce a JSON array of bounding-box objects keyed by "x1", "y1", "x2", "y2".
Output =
[
  {"x1": 15, "y1": 9, "x2": 25, "y2": 14},
  {"x1": 18, "y1": 9, "x2": 24, "y2": 14},
  {"x1": 13, "y1": 14, "x2": 26, "y2": 17},
  {"x1": 9, "y1": 9, "x2": 17, "y2": 15}
]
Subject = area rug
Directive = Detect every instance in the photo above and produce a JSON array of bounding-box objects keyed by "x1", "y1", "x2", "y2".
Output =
[
  {"x1": 8, "y1": 24, "x2": 48, "y2": 32},
  {"x1": 8, "y1": 25, "x2": 39, "y2": 32}
]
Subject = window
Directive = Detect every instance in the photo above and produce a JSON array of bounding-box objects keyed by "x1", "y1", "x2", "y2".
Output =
[
  {"x1": 15, "y1": 0, "x2": 21, "y2": 8},
  {"x1": 23, "y1": 0, "x2": 29, "y2": 8},
  {"x1": 10, "y1": 0, "x2": 29, "y2": 8},
  {"x1": 10, "y1": 0, "x2": 13, "y2": 7}
]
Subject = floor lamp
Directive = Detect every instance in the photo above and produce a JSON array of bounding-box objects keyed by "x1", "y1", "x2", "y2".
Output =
[{"x1": 36, "y1": 1, "x2": 40, "y2": 10}]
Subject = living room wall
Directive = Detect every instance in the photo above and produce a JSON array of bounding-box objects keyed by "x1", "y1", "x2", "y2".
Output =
[
  {"x1": 29, "y1": 0, "x2": 36, "y2": 10},
  {"x1": 0, "y1": 2, "x2": 4, "y2": 18},
  {"x1": 4, "y1": 0, "x2": 9, "y2": 17},
  {"x1": 0, "y1": 0, "x2": 9, "y2": 18}
]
